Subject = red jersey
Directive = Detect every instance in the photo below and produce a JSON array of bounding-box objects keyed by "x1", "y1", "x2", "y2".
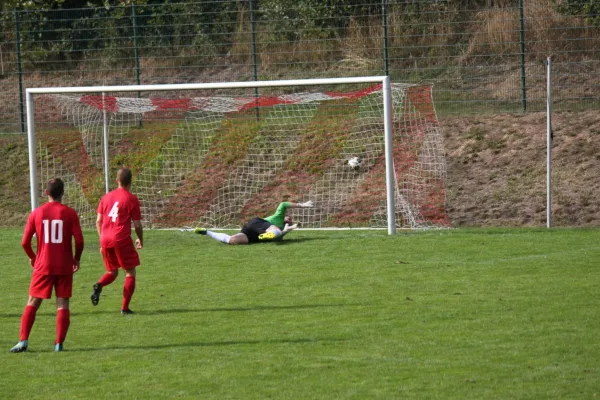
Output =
[
  {"x1": 22, "y1": 202, "x2": 84, "y2": 276},
  {"x1": 97, "y1": 187, "x2": 142, "y2": 248}
]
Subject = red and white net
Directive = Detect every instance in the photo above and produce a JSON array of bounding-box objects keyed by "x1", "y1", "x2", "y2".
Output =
[{"x1": 33, "y1": 83, "x2": 449, "y2": 229}]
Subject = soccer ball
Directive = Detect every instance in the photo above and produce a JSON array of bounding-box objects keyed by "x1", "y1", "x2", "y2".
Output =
[{"x1": 348, "y1": 156, "x2": 362, "y2": 169}]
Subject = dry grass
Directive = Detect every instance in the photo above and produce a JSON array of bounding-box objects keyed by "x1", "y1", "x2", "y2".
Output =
[
  {"x1": 340, "y1": 17, "x2": 383, "y2": 62},
  {"x1": 0, "y1": 2, "x2": 596, "y2": 134},
  {"x1": 461, "y1": 0, "x2": 600, "y2": 63}
]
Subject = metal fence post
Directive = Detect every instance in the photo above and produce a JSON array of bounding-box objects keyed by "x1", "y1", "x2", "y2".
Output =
[
  {"x1": 519, "y1": 0, "x2": 527, "y2": 113},
  {"x1": 382, "y1": 0, "x2": 389, "y2": 77},
  {"x1": 249, "y1": 0, "x2": 260, "y2": 120},
  {"x1": 14, "y1": 9, "x2": 25, "y2": 133},
  {"x1": 132, "y1": 4, "x2": 141, "y2": 87},
  {"x1": 132, "y1": 4, "x2": 142, "y2": 127}
]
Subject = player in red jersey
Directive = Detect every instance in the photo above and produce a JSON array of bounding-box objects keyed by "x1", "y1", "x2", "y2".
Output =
[
  {"x1": 91, "y1": 168, "x2": 144, "y2": 315},
  {"x1": 10, "y1": 178, "x2": 84, "y2": 353}
]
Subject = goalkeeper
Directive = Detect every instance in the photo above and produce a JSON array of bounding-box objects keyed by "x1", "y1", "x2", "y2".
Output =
[{"x1": 188, "y1": 201, "x2": 313, "y2": 245}]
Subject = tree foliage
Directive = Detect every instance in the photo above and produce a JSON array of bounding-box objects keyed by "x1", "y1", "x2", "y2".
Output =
[
  {"x1": 554, "y1": 0, "x2": 600, "y2": 25},
  {"x1": 3, "y1": 0, "x2": 597, "y2": 69},
  {"x1": 6, "y1": 0, "x2": 240, "y2": 67}
]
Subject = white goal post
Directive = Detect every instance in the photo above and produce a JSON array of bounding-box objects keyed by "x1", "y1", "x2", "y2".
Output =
[{"x1": 26, "y1": 76, "x2": 449, "y2": 234}]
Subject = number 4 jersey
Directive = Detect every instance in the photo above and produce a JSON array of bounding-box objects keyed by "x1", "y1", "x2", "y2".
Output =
[
  {"x1": 97, "y1": 187, "x2": 142, "y2": 249},
  {"x1": 22, "y1": 202, "x2": 83, "y2": 275}
]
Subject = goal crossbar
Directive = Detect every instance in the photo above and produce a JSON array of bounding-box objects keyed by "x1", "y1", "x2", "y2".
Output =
[{"x1": 25, "y1": 76, "x2": 390, "y2": 95}]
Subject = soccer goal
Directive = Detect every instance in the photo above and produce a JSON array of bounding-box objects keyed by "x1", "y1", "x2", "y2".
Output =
[{"x1": 26, "y1": 76, "x2": 449, "y2": 233}]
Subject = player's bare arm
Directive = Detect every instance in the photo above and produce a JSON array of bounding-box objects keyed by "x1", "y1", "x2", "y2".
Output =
[
  {"x1": 134, "y1": 220, "x2": 143, "y2": 249},
  {"x1": 96, "y1": 213, "x2": 103, "y2": 236},
  {"x1": 96, "y1": 212, "x2": 103, "y2": 252}
]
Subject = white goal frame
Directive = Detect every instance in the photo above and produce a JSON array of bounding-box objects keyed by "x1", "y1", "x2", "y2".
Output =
[{"x1": 26, "y1": 76, "x2": 398, "y2": 234}]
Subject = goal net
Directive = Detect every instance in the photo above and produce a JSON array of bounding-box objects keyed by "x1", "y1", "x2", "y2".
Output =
[{"x1": 26, "y1": 78, "x2": 449, "y2": 231}]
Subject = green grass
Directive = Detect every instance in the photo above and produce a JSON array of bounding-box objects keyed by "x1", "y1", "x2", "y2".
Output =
[{"x1": 1, "y1": 228, "x2": 599, "y2": 399}]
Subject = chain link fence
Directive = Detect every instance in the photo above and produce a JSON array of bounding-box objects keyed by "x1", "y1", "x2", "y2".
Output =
[{"x1": 0, "y1": 0, "x2": 598, "y2": 133}]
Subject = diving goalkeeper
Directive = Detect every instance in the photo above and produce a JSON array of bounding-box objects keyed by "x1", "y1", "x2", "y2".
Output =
[{"x1": 185, "y1": 201, "x2": 313, "y2": 245}]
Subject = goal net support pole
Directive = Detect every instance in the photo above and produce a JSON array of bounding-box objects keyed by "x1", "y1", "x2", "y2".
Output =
[
  {"x1": 382, "y1": 78, "x2": 396, "y2": 234},
  {"x1": 102, "y1": 92, "x2": 110, "y2": 194},
  {"x1": 26, "y1": 90, "x2": 38, "y2": 212},
  {"x1": 26, "y1": 76, "x2": 448, "y2": 233}
]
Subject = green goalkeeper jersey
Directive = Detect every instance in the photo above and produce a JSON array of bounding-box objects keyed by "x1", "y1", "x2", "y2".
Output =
[{"x1": 263, "y1": 202, "x2": 290, "y2": 229}]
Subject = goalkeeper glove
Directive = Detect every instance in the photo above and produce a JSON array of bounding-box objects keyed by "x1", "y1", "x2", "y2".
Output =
[
  {"x1": 299, "y1": 200, "x2": 314, "y2": 208},
  {"x1": 283, "y1": 223, "x2": 298, "y2": 233}
]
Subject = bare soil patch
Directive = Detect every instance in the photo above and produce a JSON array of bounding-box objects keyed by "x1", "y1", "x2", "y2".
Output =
[
  {"x1": 441, "y1": 110, "x2": 600, "y2": 226},
  {"x1": 2, "y1": 110, "x2": 599, "y2": 228}
]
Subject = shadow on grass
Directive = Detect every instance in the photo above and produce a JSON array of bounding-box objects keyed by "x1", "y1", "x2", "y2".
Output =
[
  {"x1": 261, "y1": 236, "x2": 322, "y2": 245},
  {"x1": 0, "y1": 310, "x2": 133, "y2": 319},
  {"x1": 3, "y1": 337, "x2": 351, "y2": 353},
  {"x1": 74, "y1": 337, "x2": 351, "y2": 352},
  {"x1": 274, "y1": 233, "x2": 387, "y2": 244},
  {"x1": 145, "y1": 302, "x2": 362, "y2": 315},
  {"x1": 0, "y1": 303, "x2": 365, "y2": 319}
]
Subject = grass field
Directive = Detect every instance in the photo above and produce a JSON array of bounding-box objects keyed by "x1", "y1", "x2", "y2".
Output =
[{"x1": 1, "y1": 228, "x2": 599, "y2": 399}]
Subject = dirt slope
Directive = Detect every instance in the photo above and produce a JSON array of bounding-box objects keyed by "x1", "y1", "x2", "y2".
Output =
[
  {"x1": 441, "y1": 110, "x2": 600, "y2": 226},
  {"x1": 2, "y1": 110, "x2": 599, "y2": 228},
  {"x1": 0, "y1": 135, "x2": 31, "y2": 227}
]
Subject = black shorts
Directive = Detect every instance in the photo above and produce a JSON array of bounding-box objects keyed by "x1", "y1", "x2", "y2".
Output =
[{"x1": 241, "y1": 218, "x2": 273, "y2": 243}]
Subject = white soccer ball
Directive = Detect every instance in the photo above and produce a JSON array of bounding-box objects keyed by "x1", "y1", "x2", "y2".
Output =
[{"x1": 348, "y1": 156, "x2": 362, "y2": 169}]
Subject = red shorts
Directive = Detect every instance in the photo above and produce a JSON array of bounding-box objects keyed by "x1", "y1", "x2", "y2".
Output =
[
  {"x1": 102, "y1": 245, "x2": 140, "y2": 271},
  {"x1": 29, "y1": 272, "x2": 73, "y2": 299}
]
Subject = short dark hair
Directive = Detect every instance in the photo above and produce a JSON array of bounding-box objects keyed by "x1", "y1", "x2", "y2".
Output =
[
  {"x1": 117, "y1": 168, "x2": 132, "y2": 186},
  {"x1": 47, "y1": 178, "x2": 64, "y2": 199}
]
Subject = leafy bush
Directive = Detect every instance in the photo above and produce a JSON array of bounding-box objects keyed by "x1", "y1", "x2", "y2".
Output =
[{"x1": 555, "y1": 0, "x2": 600, "y2": 25}]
